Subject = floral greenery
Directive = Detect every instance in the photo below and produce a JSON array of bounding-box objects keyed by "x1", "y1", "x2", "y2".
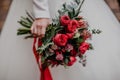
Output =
[{"x1": 17, "y1": 0, "x2": 101, "y2": 68}]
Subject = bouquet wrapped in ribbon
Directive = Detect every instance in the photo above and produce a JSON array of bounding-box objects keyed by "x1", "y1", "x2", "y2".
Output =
[{"x1": 17, "y1": 0, "x2": 101, "y2": 80}]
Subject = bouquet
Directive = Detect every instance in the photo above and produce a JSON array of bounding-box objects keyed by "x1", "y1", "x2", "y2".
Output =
[{"x1": 17, "y1": 0, "x2": 101, "y2": 80}]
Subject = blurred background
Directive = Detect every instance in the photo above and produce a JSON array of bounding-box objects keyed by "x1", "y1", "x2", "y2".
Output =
[
  {"x1": 105, "y1": 0, "x2": 120, "y2": 22},
  {"x1": 0, "y1": 0, "x2": 12, "y2": 33},
  {"x1": 0, "y1": 0, "x2": 120, "y2": 33}
]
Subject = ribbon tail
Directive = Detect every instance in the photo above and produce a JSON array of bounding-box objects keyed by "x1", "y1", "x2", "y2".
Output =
[
  {"x1": 33, "y1": 38, "x2": 53, "y2": 80},
  {"x1": 40, "y1": 67, "x2": 53, "y2": 80},
  {"x1": 33, "y1": 38, "x2": 39, "y2": 63}
]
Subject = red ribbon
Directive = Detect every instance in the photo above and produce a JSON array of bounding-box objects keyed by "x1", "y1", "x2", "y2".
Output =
[{"x1": 33, "y1": 38, "x2": 53, "y2": 80}]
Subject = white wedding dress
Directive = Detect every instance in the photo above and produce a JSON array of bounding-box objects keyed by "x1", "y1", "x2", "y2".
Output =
[{"x1": 0, "y1": 0, "x2": 120, "y2": 80}]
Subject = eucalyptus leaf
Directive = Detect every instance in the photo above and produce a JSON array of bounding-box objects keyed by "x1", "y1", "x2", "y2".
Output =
[
  {"x1": 26, "y1": 11, "x2": 35, "y2": 21},
  {"x1": 74, "y1": 0, "x2": 81, "y2": 5},
  {"x1": 64, "y1": 58, "x2": 69, "y2": 64}
]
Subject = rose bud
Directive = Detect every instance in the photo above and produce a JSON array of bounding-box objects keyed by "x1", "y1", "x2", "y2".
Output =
[
  {"x1": 65, "y1": 44, "x2": 73, "y2": 52},
  {"x1": 56, "y1": 51, "x2": 64, "y2": 61},
  {"x1": 67, "y1": 57, "x2": 76, "y2": 66},
  {"x1": 79, "y1": 42, "x2": 90, "y2": 54},
  {"x1": 77, "y1": 16, "x2": 83, "y2": 19},
  {"x1": 67, "y1": 20, "x2": 79, "y2": 33},
  {"x1": 51, "y1": 44, "x2": 58, "y2": 50},
  {"x1": 78, "y1": 20, "x2": 88, "y2": 28},
  {"x1": 49, "y1": 48, "x2": 54, "y2": 53},
  {"x1": 53, "y1": 34, "x2": 68, "y2": 46},
  {"x1": 81, "y1": 30, "x2": 92, "y2": 40},
  {"x1": 60, "y1": 15, "x2": 70, "y2": 26}
]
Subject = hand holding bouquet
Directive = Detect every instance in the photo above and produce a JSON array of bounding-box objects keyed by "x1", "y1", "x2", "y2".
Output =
[{"x1": 17, "y1": 0, "x2": 101, "y2": 69}]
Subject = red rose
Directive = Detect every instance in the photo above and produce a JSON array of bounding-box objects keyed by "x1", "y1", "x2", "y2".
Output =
[
  {"x1": 67, "y1": 20, "x2": 78, "y2": 33},
  {"x1": 60, "y1": 15, "x2": 70, "y2": 26},
  {"x1": 79, "y1": 42, "x2": 90, "y2": 54},
  {"x1": 67, "y1": 57, "x2": 76, "y2": 66},
  {"x1": 70, "y1": 49, "x2": 77, "y2": 56},
  {"x1": 66, "y1": 33, "x2": 75, "y2": 39},
  {"x1": 53, "y1": 34, "x2": 68, "y2": 46}
]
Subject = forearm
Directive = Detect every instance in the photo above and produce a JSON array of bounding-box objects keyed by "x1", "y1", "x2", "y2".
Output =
[{"x1": 33, "y1": 0, "x2": 50, "y2": 18}]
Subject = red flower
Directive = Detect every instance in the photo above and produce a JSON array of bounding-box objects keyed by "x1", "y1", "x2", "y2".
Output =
[
  {"x1": 78, "y1": 20, "x2": 88, "y2": 28},
  {"x1": 53, "y1": 34, "x2": 68, "y2": 46},
  {"x1": 60, "y1": 15, "x2": 70, "y2": 26},
  {"x1": 51, "y1": 61, "x2": 58, "y2": 67},
  {"x1": 77, "y1": 16, "x2": 83, "y2": 19},
  {"x1": 56, "y1": 51, "x2": 64, "y2": 61},
  {"x1": 61, "y1": 48, "x2": 66, "y2": 53},
  {"x1": 67, "y1": 57, "x2": 76, "y2": 66},
  {"x1": 70, "y1": 49, "x2": 77, "y2": 56},
  {"x1": 66, "y1": 33, "x2": 74, "y2": 39},
  {"x1": 79, "y1": 42, "x2": 90, "y2": 54},
  {"x1": 65, "y1": 44, "x2": 73, "y2": 52},
  {"x1": 67, "y1": 20, "x2": 78, "y2": 33},
  {"x1": 81, "y1": 30, "x2": 92, "y2": 40}
]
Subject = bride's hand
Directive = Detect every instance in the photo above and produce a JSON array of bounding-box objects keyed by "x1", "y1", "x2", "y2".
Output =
[{"x1": 31, "y1": 18, "x2": 50, "y2": 38}]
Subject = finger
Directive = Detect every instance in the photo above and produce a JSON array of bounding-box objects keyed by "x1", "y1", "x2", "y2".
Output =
[
  {"x1": 34, "y1": 26, "x2": 38, "y2": 35},
  {"x1": 41, "y1": 27, "x2": 46, "y2": 38},
  {"x1": 37, "y1": 26, "x2": 42, "y2": 36}
]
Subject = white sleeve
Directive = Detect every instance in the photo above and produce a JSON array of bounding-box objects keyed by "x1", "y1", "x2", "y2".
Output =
[{"x1": 33, "y1": 0, "x2": 50, "y2": 18}]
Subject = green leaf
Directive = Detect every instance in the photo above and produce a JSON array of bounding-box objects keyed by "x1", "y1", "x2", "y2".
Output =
[
  {"x1": 26, "y1": 11, "x2": 35, "y2": 21},
  {"x1": 72, "y1": 8, "x2": 75, "y2": 16},
  {"x1": 63, "y1": 3, "x2": 66, "y2": 9},
  {"x1": 91, "y1": 29, "x2": 102, "y2": 34},
  {"x1": 77, "y1": 37, "x2": 84, "y2": 43},
  {"x1": 74, "y1": 10, "x2": 80, "y2": 17},
  {"x1": 26, "y1": 17, "x2": 33, "y2": 23},
  {"x1": 73, "y1": 32, "x2": 80, "y2": 38},
  {"x1": 24, "y1": 35, "x2": 34, "y2": 39},
  {"x1": 74, "y1": 0, "x2": 81, "y2": 5},
  {"x1": 89, "y1": 43, "x2": 94, "y2": 50},
  {"x1": 58, "y1": 10, "x2": 62, "y2": 15},
  {"x1": 41, "y1": 56, "x2": 46, "y2": 63},
  {"x1": 75, "y1": 17, "x2": 82, "y2": 20},
  {"x1": 20, "y1": 16, "x2": 32, "y2": 25},
  {"x1": 38, "y1": 42, "x2": 54, "y2": 54},
  {"x1": 18, "y1": 21, "x2": 31, "y2": 28},
  {"x1": 77, "y1": 0, "x2": 85, "y2": 12},
  {"x1": 64, "y1": 58, "x2": 69, "y2": 65},
  {"x1": 17, "y1": 27, "x2": 31, "y2": 35},
  {"x1": 68, "y1": 12, "x2": 73, "y2": 19},
  {"x1": 17, "y1": 31, "x2": 30, "y2": 35}
]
